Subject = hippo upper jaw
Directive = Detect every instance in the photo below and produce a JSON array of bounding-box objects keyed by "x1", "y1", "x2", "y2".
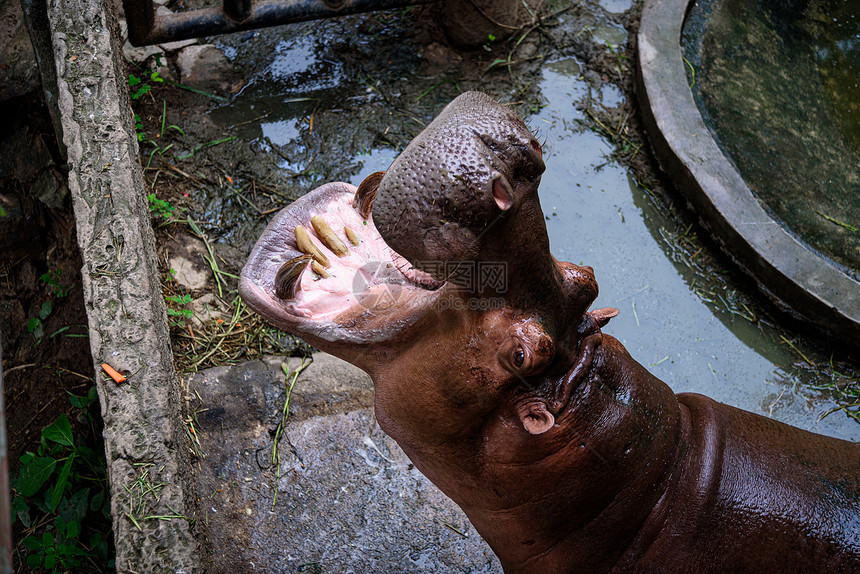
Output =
[
  {"x1": 372, "y1": 91, "x2": 547, "y2": 285},
  {"x1": 239, "y1": 181, "x2": 448, "y2": 365}
]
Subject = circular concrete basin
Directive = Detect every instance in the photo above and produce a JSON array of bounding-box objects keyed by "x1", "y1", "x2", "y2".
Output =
[{"x1": 636, "y1": 0, "x2": 860, "y2": 346}]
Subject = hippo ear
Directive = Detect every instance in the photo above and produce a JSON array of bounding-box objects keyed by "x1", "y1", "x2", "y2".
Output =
[
  {"x1": 518, "y1": 400, "x2": 555, "y2": 435},
  {"x1": 492, "y1": 174, "x2": 514, "y2": 212}
]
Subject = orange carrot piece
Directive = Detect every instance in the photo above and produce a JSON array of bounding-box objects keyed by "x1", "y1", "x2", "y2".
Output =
[{"x1": 101, "y1": 363, "x2": 127, "y2": 383}]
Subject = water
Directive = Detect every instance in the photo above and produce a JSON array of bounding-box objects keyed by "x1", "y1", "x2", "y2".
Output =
[
  {"x1": 683, "y1": 0, "x2": 860, "y2": 279},
  {"x1": 816, "y1": 3, "x2": 860, "y2": 155},
  {"x1": 533, "y1": 58, "x2": 860, "y2": 441}
]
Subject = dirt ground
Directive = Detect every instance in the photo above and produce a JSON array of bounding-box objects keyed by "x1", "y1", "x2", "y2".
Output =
[
  {"x1": 0, "y1": 95, "x2": 96, "y2": 465},
  {"x1": 0, "y1": 93, "x2": 113, "y2": 573}
]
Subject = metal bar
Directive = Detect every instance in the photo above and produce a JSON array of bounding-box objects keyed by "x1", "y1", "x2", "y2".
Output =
[
  {"x1": 125, "y1": 0, "x2": 437, "y2": 46},
  {"x1": 224, "y1": 0, "x2": 252, "y2": 22},
  {"x1": 123, "y1": 0, "x2": 156, "y2": 46}
]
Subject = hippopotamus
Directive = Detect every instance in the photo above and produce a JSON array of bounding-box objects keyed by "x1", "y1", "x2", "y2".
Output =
[{"x1": 239, "y1": 91, "x2": 860, "y2": 573}]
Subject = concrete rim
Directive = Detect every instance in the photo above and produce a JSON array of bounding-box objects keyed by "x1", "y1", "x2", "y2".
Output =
[{"x1": 636, "y1": 0, "x2": 860, "y2": 347}]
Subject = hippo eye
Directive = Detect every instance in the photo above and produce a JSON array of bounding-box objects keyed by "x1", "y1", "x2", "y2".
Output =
[{"x1": 512, "y1": 347, "x2": 525, "y2": 368}]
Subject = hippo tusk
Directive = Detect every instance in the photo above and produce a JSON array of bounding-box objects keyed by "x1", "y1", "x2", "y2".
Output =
[
  {"x1": 311, "y1": 215, "x2": 350, "y2": 257},
  {"x1": 344, "y1": 226, "x2": 361, "y2": 246},
  {"x1": 295, "y1": 225, "x2": 331, "y2": 268},
  {"x1": 354, "y1": 171, "x2": 384, "y2": 220},
  {"x1": 274, "y1": 254, "x2": 312, "y2": 299},
  {"x1": 311, "y1": 259, "x2": 330, "y2": 278}
]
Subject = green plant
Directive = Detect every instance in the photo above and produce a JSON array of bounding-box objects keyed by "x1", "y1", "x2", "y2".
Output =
[
  {"x1": 11, "y1": 388, "x2": 114, "y2": 572},
  {"x1": 128, "y1": 54, "x2": 165, "y2": 100},
  {"x1": 134, "y1": 113, "x2": 146, "y2": 142},
  {"x1": 40, "y1": 268, "x2": 72, "y2": 298},
  {"x1": 147, "y1": 193, "x2": 175, "y2": 220},
  {"x1": 166, "y1": 293, "x2": 194, "y2": 326},
  {"x1": 27, "y1": 300, "x2": 53, "y2": 342}
]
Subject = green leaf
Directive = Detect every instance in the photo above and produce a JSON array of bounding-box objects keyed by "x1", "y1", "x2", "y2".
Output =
[
  {"x1": 60, "y1": 488, "x2": 90, "y2": 525},
  {"x1": 43, "y1": 413, "x2": 73, "y2": 447},
  {"x1": 16, "y1": 457, "x2": 57, "y2": 497},
  {"x1": 90, "y1": 489, "x2": 105, "y2": 511},
  {"x1": 26, "y1": 554, "x2": 42, "y2": 568},
  {"x1": 128, "y1": 74, "x2": 141, "y2": 86},
  {"x1": 39, "y1": 300, "x2": 53, "y2": 320},
  {"x1": 22, "y1": 535, "x2": 42, "y2": 551},
  {"x1": 11, "y1": 495, "x2": 31, "y2": 527},
  {"x1": 27, "y1": 317, "x2": 41, "y2": 333},
  {"x1": 133, "y1": 85, "x2": 152, "y2": 99},
  {"x1": 65, "y1": 519, "x2": 80, "y2": 539},
  {"x1": 63, "y1": 542, "x2": 89, "y2": 557},
  {"x1": 51, "y1": 453, "x2": 75, "y2": 511}
]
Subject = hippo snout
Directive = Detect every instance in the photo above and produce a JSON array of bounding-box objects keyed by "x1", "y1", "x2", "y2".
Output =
[{"x1": 371, "y1": 91, "x2": 545, "y2": 276}]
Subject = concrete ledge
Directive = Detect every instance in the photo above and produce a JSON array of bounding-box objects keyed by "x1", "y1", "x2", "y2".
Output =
[
  {"x1": 187, "y1": 354, "x2": 501, "y2": 573},
  {"x1": 636, "y1": 0, "x2": 860, "y2": 346},
  {"x1": 46, "y1": 0, "x2": 200, "y2": 570}
]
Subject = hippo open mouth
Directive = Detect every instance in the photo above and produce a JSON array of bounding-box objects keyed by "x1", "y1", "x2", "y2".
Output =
[
  {"x1": 240, "y1": 91, "x2": 612, "y2": 377},
  {"x1": 239, "y1": 180, "x2": 445, "y2": 347}
]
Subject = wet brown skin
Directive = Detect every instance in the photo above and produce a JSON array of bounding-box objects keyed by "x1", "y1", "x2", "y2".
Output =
[{"x1": 240, "y1": 92, "x2": 860, "y2": 573}]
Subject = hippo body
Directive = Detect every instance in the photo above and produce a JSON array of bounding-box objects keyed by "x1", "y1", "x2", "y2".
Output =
[{"x1": 240, "y1": 92, "x2": 860, "y2": 573}]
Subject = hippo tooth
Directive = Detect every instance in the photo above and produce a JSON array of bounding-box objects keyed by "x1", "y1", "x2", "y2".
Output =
[
  {"x1": 311, "y1": 260, "x2": 330, "y2": 278},
  {"x1": 344, "y1": 226, "x2": 361, "y2": 246},
  {"x1": 354, "y1": 171, "x2": 384, "y2": 220},
  {"x1": 294, "y1": 225, "x2": 331, "y2": 268},
  {"x1": 311, "y1": 215, "x2": 350, "y2": 257},
  {"x1": 274, "y1": 254, "x2": 312, "y2": 299}
]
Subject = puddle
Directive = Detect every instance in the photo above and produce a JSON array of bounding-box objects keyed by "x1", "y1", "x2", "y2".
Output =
[
  {"x1": 261, "y1": 118, "x2": 301, "y2": 147},
  {"x1": 535, "y1": 58, "x2": 860, "y2": 441},
  {"x1": 350, "y1": 147, "x2": 399, "y2": 186},
  {"x1": 599, "y1": 0, "x2": 634, "y2": 14},
  {"x1": 591, "y1": 20, "x2": 628, "y2": 47}
]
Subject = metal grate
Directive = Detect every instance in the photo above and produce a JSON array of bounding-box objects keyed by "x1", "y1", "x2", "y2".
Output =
[{"x1": 123, "y1": 0, "x2": 437, "y2": 46}]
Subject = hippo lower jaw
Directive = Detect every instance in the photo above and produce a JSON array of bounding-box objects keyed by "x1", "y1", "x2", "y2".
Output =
[{"x1": 238, "y1": 181, "x2": 444, "y2": 349}]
